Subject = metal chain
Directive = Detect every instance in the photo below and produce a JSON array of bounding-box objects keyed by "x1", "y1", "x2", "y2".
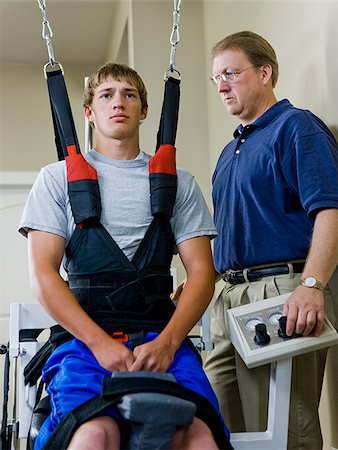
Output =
[
  {"x1": 36, "y1": 0, "x2": 56, "y2": 66},
  {"x1": 166, "y1": 0, "x2": 182, "y2": 79}
]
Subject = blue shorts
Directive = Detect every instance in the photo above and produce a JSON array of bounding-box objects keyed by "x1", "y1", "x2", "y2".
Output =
[{"x1": 34, "y1": 332, "x2": 229, "y2": 449}]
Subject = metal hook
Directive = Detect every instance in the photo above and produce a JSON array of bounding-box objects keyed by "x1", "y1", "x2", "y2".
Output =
[
  {"x1": 36, "y1": 0, "x2": 57, "y2": 66},
  {"x1": 166, "y1": 0, "x2": 181, "y2": 75}
]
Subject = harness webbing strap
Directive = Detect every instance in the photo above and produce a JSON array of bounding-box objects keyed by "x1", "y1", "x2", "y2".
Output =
[
  {"x1": 149, "y1": 76, "x2": 179, "y2": 217},
  {"x1": 65, "y1": 155, "x2": 101, "y2": 225},
  {"x1": 149, "y1": 144, "x2": 177, "y2": 217},
  {"x1": 46, "y1": 69, "x2": 102, "y2": 226},
  {"x1": 156, "y1": 76, "x2": 180, "y2": 149},
  {"x1": 23, "y1": 326, "x2": 70, "y2": 387},
  {"x1": 46, "y1": 69, "x2": 81, "y2": 160},
  {"x1": 42, "y1": 376, "x2": 232, "y2": 450}
]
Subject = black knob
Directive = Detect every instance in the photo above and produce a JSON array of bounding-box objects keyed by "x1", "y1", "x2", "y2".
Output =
[
  {"x1": 278, "y1": 316, "x2": 301, "y2": 339},
  {"x1": 278, "y1": 316, "x2": 289, "y2": 339},
  {"x1": 254, "y1": 323, "x2": 270, "y2": 346},
  {"x1": 0, "y1": 344, "x2": 8, "y2": 355}
]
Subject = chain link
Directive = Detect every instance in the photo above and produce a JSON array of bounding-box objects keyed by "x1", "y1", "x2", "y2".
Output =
[
  {"x1": 36, "y1": 0, "x2": 56, "y2": 66},
  {"x1": 166, "y1": 0, "x2": 182, "y2": 79}
]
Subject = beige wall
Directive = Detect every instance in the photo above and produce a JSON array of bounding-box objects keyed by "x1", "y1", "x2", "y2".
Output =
[{"x1": 0, "y1": 64, "x2": 97, "y2": 172}]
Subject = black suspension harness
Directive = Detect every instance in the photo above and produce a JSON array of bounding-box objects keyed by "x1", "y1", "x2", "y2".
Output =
[{"x1": 23, "y1": 69, "x2": 184, "y2": 386}]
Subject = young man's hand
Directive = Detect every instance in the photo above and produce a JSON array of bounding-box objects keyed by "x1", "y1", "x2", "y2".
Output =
[
  {"x1": 91, "y1": 335, "x2": 135, "y2": 372},
  {"x1": 130, "y1": 336, "x2": 177, "y2": 372}
]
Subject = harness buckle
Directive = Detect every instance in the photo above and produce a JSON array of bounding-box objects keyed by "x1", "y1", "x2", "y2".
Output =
[{"x1": 111, "y1": 332, "x2": 129, "y2": 344}]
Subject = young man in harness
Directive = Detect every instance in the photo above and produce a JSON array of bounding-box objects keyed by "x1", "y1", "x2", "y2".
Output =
[{"x1": 19, "y1": 63, "x2": 230, "y2": 449}]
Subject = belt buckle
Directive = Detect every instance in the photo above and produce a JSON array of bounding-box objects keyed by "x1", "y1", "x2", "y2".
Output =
[
  {"x1": 222, "y1": 270, "x2": 231, "y2": 283},
  {"x1": 222, "y1": 270, "x2": 240, "y2": 285}
]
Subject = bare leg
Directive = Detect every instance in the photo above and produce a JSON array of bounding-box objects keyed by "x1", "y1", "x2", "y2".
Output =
[
  {"x1": 67, "y1": 416, "x2": 120, "y2": 450},
  {"x1": 172, "y1": 417, "x2": 219, "y2": 450}
]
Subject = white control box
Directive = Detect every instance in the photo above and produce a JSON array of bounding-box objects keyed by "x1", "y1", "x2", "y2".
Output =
[{"x1": 227, "y1": 293, "x2": 338, "y2": 368}]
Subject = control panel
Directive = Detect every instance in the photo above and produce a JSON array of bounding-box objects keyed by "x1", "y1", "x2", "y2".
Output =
[{"x1": 227, "y1": 293, "x2": 338, "y2": 368}]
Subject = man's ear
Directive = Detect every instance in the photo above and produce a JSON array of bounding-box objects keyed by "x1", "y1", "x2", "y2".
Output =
[
  {"x1": 262, "y1": 64, "x2": 273, "y2": 86},
  {"x1": 84, "y1": 106, "x2": 94, "y2": 122},
  {"x1": 140, "y1": 108, "x2": 148, "y2": 121}
]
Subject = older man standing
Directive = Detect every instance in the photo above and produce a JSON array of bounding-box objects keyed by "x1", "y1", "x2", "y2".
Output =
[{"x1": 204, "y1": 31, "x2": 338, "y2": 450}]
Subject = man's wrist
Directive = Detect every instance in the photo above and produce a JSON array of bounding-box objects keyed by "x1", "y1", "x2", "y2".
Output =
[{"x1": 300, "y1": 276, "x2": 325, "y2": 292}]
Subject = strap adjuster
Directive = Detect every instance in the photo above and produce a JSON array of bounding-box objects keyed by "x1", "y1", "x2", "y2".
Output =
[
  {"x1": 111, "y1": 331, "x2": 145, "y2": 348},
  {"x1": 111, "y1": 332, "x2": 129, "y2": 344}
]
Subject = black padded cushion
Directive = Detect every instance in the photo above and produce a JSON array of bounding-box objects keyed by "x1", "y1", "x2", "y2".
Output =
[{"x1": 28, "y1": 396, "x2": 51, "y2": 449}]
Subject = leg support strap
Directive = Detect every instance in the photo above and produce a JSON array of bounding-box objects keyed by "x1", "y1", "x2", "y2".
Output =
[{"x1": 42, "y1": 373, "x2": 232, "y2": 450}]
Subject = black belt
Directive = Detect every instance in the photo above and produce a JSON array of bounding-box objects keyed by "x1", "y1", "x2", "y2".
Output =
[{"x1": 222, "y1": 262, "x2": 305, "y2": 285}]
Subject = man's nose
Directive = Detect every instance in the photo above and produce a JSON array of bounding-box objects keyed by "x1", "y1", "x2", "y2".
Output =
[
  {"x1": 113, "y1": 101, "x2": 125, "y2": 110},
  {"x1": 113, "y1": 94, "x2": 125, "y2": 109},
  {"x1": 217, "y1": 78, "x2": 230, "y2": 93}
]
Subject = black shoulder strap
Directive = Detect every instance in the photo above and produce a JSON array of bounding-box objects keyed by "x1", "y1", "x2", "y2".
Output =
[
  {"x1": 46, "y1": 68, "x2": 101, "y2": 225},
  {"x1": 46, "y1": 69, "x2": 81, "y2": 160},
  {"x1": 156, "y1": 76, "x2": 180, "y2": 149},
  {"x1": 149, "y1": 76, "x2": 180, "y2": 217}
]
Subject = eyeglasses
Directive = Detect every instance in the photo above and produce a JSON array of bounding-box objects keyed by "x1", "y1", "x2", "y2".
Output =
[{"x1": 209, "y1": 66, "x2": 258, "y2": 86}]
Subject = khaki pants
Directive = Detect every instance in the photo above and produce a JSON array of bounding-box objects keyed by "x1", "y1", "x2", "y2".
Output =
[{"x1": 204, "y1": 272, "x2": 337, "y2": 450}]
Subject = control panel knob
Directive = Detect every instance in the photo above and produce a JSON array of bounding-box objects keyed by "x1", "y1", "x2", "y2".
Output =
[
  {"x1": 278, "y1": 316, "x2": 289, "y2": 339},
  {"x1": 0, "y1": 344, "x2": 8, "y2": 355},
  {"x1": 254, "y1": 323, "x2": 270, "y2": 346},
  {"x1": 278, "y1": 316, "x2": 301, "y2": 339}
]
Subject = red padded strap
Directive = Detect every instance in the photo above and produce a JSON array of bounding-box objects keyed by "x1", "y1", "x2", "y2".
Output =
[
  {"x1": 66, "y1": 145, "x2": 78, "y2": 156},
  {"x1": 66, "y1": 154, "x2": 98, "y2": 182},
  {"x1": 149, "y1": 144, "x2": 176, "y2": 175}
]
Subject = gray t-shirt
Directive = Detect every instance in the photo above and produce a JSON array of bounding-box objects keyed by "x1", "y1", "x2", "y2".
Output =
[{"x1": 19, "y1": 150, "x2": 216, "y2": 261}]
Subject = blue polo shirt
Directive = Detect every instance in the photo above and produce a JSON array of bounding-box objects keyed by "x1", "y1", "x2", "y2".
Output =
[{"x1": 213, "y1": 99, "x2": 338, "y2": 273}]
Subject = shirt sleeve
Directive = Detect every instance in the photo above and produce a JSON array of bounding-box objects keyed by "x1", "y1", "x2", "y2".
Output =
[
  {"x1": 18, "y1": 162, "x2": 73, "y2": 240},
  {"x1": 171, "y1": 168, "x2": 217, "y2": 246},
  {"x1": 281, "y1": 130, "x2": 338, "y2": 216}
]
